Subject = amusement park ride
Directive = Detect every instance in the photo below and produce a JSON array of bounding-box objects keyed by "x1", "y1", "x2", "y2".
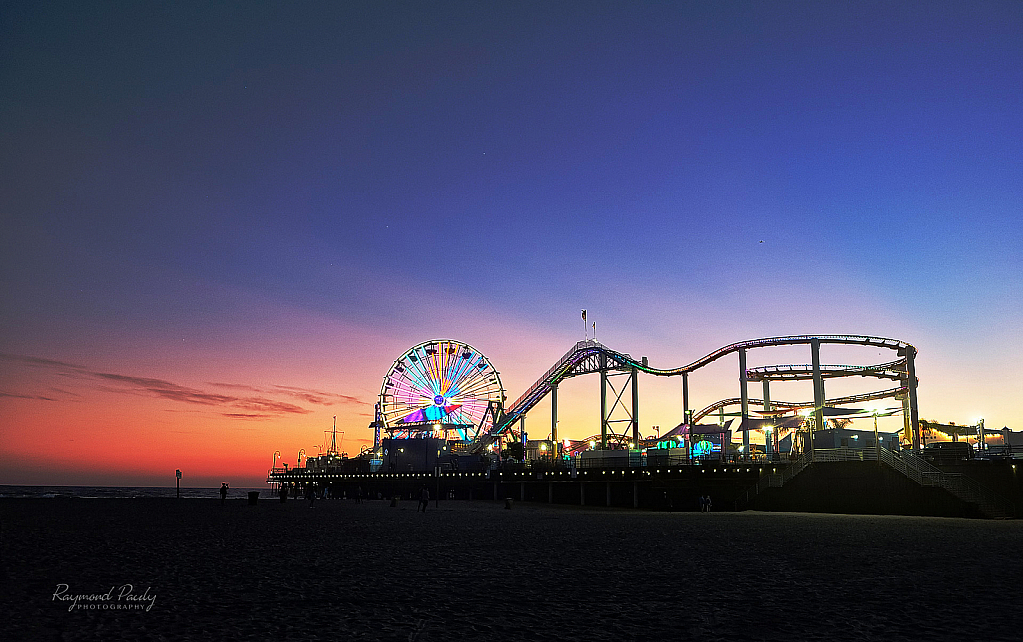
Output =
[
  {"x1": 269, "y1": 335, "x2": 1019, "y2": 519},
  {"x1": 366, "y1": 334, "x2": 922, "y2": 466}
]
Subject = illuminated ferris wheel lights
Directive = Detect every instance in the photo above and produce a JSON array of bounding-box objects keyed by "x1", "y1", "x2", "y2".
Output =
[{"x1": 380, "y1": 339, "x2": 504, "y2": 439}]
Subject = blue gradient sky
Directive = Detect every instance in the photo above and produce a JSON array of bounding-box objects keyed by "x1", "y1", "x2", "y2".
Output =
[{"x1": 1, "y1": 1, "x2": 1020, "y2": 485}]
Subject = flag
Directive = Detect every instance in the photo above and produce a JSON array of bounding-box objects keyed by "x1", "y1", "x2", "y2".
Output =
[{"x1": 581, "y1": 309, "x2": 587, "y2": 321}]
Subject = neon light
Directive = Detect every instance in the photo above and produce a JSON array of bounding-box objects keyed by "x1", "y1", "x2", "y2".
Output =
[
  {"x1": 381, "y1": 340, "x2": 504, "y2": 437},
  {"x1": 692, "y1": 440, "x2": 715, "y2": 457}
]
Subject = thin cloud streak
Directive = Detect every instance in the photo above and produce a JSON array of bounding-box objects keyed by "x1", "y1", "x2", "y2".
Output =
[
  {"x1": 0, "y1": 353, "x2": 365, "y2": 419},
  {"x1": 0, "y1": 391, "x2": 59, "y2": 401},
  {"x1": 209, "y1": 382, "x2": 370, "y2": 406}
]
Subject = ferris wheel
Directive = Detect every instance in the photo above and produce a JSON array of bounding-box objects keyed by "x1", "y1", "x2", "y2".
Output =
[{"x1": 379, "y1": 339, "x2": 505, "y2": 439}]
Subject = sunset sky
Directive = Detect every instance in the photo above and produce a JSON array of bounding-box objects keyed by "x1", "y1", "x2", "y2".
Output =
[{"x1": 2, "y1": 1, "x2": 1020, "y2": 487}]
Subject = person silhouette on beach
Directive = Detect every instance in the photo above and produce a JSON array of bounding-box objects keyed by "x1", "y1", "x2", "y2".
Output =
[
  {"x1": 278, "y1": 484, "x2": 288, "y2": 503},
  {"x1": 220, "y1": 482, "x2": 229, "y2": 504},
  {"x1": 704, "y1": 495, "x2": 712, "y2": 512},
  {"x1": 306, "y1": 484, "x2": 316, "y2": 507},
  {"x1": 419, "y1": 486, "x2": 429, "y2": 512},
  {"x1": 355, "y1": 485, "x2": 363, "y2": 504}
]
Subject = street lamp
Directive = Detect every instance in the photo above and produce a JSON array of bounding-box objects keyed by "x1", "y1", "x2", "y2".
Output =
[{"x1": 873, "y1": 411, "x2": 881, "y2": 466}]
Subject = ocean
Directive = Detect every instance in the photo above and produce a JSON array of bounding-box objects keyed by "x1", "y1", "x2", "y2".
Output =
[{"x1": 0, "y1": 485, "x2": 273, "y2": 499}]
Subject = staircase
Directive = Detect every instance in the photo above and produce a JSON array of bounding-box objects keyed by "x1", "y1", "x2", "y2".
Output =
[
  {"x1": 747, "y1": 447, "x2": 1015, "y2": 519},
  {"x1": 757, "y1": 452, "x2": 811, "y2": 490},
  {"x1": 891, "y1": 449, "x2": 1015, "y2": 519}
]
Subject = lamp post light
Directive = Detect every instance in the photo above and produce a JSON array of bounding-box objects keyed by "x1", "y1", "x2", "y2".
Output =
[
  {"x1": 298, "y1": 449, "x2": 306, "y2": 467},
  {"x1": 873, "y1": 411, "x2": 881, "y2": 466}
]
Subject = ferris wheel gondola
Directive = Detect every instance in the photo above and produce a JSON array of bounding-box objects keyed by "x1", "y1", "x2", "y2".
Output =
[{"x1": 379, "y1": 339, "x2": 504, "y2": 441}]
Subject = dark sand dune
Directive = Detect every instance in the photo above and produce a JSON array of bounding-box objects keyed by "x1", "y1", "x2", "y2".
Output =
[{"x1": 2, "y1": 498, "x2": 1020, "y2": 641}]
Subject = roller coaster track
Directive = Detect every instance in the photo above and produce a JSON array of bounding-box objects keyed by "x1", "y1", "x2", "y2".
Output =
[
  {"x1": 469, "y1": 335, "x2": 917, "y2": 453},
  {"x1": 547, "y1": 384, "x2": 908, "y2": 454},
  {"x1": 690, "y1": 387, "x2": 908, "y2": 424},
  {"x1": 746, "y1": 359, "x2": 907, "y2": 382}
]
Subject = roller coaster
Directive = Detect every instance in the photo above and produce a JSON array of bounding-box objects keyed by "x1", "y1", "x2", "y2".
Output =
[{"x1": 375, "y1": 335, "x2": 920, "y2": 457}]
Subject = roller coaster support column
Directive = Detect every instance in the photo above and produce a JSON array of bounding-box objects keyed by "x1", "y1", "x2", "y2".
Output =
[
  {"x1": 520, "y1": 416, "x2": 527, "y2": 456},
  {"x1": 682, "y1": 372, "x2": 690, "y2": 426},
  {"x1": 906, "y1": 347, "x2": 920, "y2": 451},
  {"x1": 763, "y1": 379, "x2": 773, "y2": 456},
  {"x1": 631, "y1": 364, "x2": 640, "y2": 448},
  {"x1": 901, "y1": 395, "x2": 912, "y2": 448},
  {"x1": 550, "y1": 384, "x2": 558, "y2": 452},
  {"x1": 739, "y1": 348, "x2": 749, "y2": 458},
  {"x1": 600, "y1": 353, "x2": 608, "y2": 449},
  {"x1": 811, "y1": 338, "x2": 823, "y2": 454}
]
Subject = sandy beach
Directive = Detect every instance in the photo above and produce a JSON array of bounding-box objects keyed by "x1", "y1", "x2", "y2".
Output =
[{"x1": 2, "y1": 497, "x2": 1021, "y2": 641}]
